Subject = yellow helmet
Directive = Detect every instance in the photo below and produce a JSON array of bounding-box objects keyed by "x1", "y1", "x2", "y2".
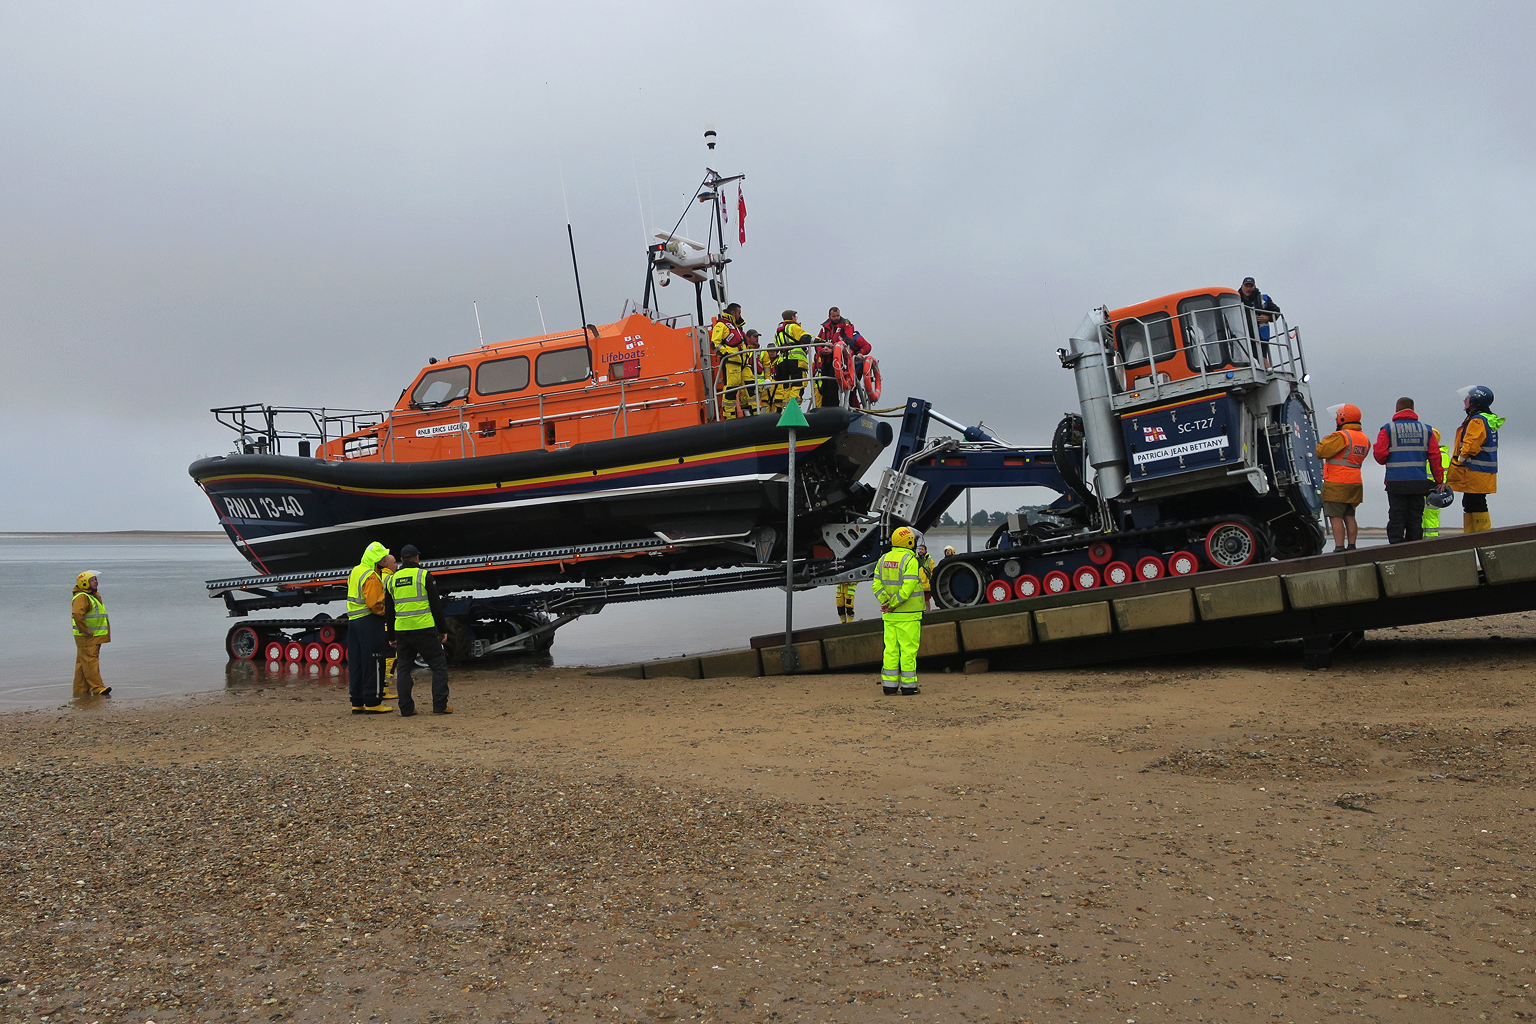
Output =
[
  {"x1": 75, "y1": 570, "x2": 101, "y2": 589},
  {"x1": 891, "y1": 526, "x2": 918, "y2": 550}
]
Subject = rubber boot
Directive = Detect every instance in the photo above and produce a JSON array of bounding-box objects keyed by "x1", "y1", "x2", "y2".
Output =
[{"x1": 1468, "y1": 512, "x2": 1492, "y2": 534}]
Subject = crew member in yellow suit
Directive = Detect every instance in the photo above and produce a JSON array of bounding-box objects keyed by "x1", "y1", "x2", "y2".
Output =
[
  {"x1": 870, "y1": 526, "x2": 924, "y2": 696},
  {"x1": 773, "y1": 311, "x2": 814, "y2": 413},
  {"x1": 71, "y1": 570, "x2": 111, "y2": 696},
  {"x1": 710, "y1": 303, "x2": 750, "y2": 419},
  {"x1": 835, "y1": 582, "x2": 856, "y2": 623}
]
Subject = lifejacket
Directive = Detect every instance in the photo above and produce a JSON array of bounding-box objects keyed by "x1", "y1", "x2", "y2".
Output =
[
  {"x1": 1458, "y1": 412, "x2": 1499, "y2": 475},
  {"x1": 1382, "y1": 416, "x2": 1435, "y2": 484},
  {"x1": 1322, "y1": 427, "x2": 1369, "y2": 484},
  {"x1": 775, "y1": 322, "x2": 812, "y2": 368},
  {"x1": 711, "y1": 314, "x2": 745, "y2": 353}
]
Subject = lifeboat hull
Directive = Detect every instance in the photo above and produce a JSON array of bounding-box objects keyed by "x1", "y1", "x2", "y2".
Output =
[{"x1": 189, "y1": 408, "x2": 889, "y2": 578}]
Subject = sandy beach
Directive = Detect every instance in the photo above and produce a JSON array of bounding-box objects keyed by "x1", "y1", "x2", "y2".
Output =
[{"x1": 4, "y1": 611, "x2": 1536, "y2": 1023}]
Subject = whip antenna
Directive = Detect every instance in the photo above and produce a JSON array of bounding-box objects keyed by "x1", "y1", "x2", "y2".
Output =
[{"x1": 473, "y1": 300, "x2": 486, "y2": 347}]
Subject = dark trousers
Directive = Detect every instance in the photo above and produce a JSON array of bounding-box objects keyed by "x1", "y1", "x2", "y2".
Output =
[
  {"x1": 394, "y1": 628, "x2": 449, "y2": 714},
  {"x1": 345, "y1": 614, "x2": 388, "y2": 707},
  {"x1": 1463, "y1": 492, "x2": 1489, "y2": 513},
  {"x1": 1386, "y1": 491, "x2": 1427, "y2": 544}
]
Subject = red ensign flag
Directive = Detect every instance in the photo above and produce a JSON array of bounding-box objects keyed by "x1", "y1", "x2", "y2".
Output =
[{"x1": 737, "y1": 186, "x2": 747, "y2": 244}]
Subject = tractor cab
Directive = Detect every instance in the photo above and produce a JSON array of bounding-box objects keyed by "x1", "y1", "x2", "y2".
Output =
[{"x1": 1104, "y1": 287, "x2": 1301, "y2": 408}]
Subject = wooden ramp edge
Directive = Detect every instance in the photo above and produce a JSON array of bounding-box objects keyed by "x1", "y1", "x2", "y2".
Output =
[{"x1": 587, "y1": 525, "x2": 1536, "y2": 677}]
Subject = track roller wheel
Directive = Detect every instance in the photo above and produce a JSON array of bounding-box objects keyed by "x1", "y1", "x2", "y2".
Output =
[
  {"x1": 933, "y1": 561, "x2": 987, "y2": 609},
  {"x1": 1042, "y1": 570, "x2": 1070, "y2": 595},
  {"x1": 986, "y1": 579, "x2": 1014, "y2": 603},
  {"x1": 304, "y1": 641, "x2": 324, "y2": 664},
  {"x1": 227, "y1": 624, "x2": 262, "y2": 661},
  {"x1": 324, "y1": 642, "x2": 346, "y2": 665},
  {"x1": 1087, "y1": 541, "x2": 1114, "y2": 565},
  {"x1": 1168, "y1": 550, "x2": 1201, "y2": 576},
  {"x1": 284, "y1": 640, "x2": 304, "y2": 662},
  {"x1": 318, "y1": 624, "x2": 337, "y2": 643},
  {"x1": 1134, "y1": 555, "x2": 1165, "y2": 581},
  {"x1": 1072, "y1": 565, "x2": 1101, "y2": 590},
  {"x1": 1205, "y1": 520, "x2": 1257, "y2": 568},
  {"x1": 1102, "y1": 561, "x2": 1132, "y2": 586},
  {"x1": 1015, "y1": 574, "x2": 1041, "y2": 599},
  {"x1": 265, "y1": 640, "x2": 286, "y2": 662}
]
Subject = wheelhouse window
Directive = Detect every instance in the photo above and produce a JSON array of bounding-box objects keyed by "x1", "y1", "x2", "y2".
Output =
[
  {"x1": 1178, "y1": 294, "x2": 1253, "y2": 371},
  {"x1": 477, "y1": 355, "x2": 530, "y2": 396},
  {"x1": 410, "y1": 365, "x2": 471, "y2": 407},
  {"x1": 535, "y1": 346, "x2": 591, "y2": 387}
]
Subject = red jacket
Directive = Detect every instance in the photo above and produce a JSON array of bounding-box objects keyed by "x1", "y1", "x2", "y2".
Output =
[
  {"x1": 1373, "y1": 409, "x2": 1444, "y2": 484},
  {"x1": 817, "y1": 317, "x2": 871, "y2": 356}
]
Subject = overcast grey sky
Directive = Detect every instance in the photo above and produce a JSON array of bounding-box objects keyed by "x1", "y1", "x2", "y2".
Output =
[{"x1": 2, "y1": 1, "x2": 1531, "y2": 531}]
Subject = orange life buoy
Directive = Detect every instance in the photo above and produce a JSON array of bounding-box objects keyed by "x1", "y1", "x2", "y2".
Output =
[
  {"x1": 832, "y1": 342, "x2": 856, "y2": 390},
  {"x1": 861, "y1": 357, "x2": 881, "y2": 402}
]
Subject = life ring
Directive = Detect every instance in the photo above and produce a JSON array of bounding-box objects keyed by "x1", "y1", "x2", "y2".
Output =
[
  {"x1": 832, "y1": 342, "x2": 856, "y2": 390},
  {"x1": 861, "y1": 357, "x2": 882, "y2": 402}
]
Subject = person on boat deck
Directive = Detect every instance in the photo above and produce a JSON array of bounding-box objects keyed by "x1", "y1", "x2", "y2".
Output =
[
  {"x1": 711, "y1": 303, "x2": 751, "y2": 419},
  {"x1": 71, "y1": 570, "x2": 111, "y2": 697},
  {"x1": 386, "y1": 544, "x2": 451, "y2": 716},
  {"x1": 774, "y1": 311, "x2": 813, "y2": 413},
  {"x1": 742, "y1": 329, "x2": 765, "y2": 416},
  {"x1": 817, "y1": 307, "x2": 872, "y2": 409},
  {"x1": 346, "y1": 541, "x2": 395, "y2": 714}
]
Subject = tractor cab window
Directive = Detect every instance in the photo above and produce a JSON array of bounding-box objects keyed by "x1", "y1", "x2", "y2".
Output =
[
  {"x1": 1113, "y1": 313, "x2": 1175, "y2": 391},
  {"x1": 1178, "y1": 294, "x2": 1253, "y2": 372},
  {"x1": 535, "y1": 346, "x2": 592, "y2": 387},
  {"x1": 411, "y1": 365, "x2": 471, "y2": 408},
  {"x1": 1115, "y1": 313, "x2": 1175, "y2": 367}
]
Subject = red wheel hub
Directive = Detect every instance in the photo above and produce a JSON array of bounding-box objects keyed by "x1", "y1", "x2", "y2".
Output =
[
  {"x1": 1134, "y1": 556, "x2": 1165, "y2": 581},
  {"x1": 1015, "y1": 575, "x2": 1041, "y2": 599},
  {"x1": 1102, "y1": 561, "x2": 1131, "y2": 586}
]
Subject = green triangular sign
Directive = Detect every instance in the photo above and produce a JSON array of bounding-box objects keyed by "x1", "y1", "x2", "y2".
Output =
[{"x1": 776, "y1": 402, "x2": 809, "y2": 429}]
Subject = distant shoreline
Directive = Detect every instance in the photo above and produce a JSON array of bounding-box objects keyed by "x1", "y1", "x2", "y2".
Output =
[{"x1": 0, "y1": 531, "x2": 225, "y2": 539}]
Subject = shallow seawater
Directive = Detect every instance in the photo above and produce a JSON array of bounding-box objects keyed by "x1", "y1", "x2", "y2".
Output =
[{"x1": 0, "y1": 533, "x2": 849, "y2": 712}]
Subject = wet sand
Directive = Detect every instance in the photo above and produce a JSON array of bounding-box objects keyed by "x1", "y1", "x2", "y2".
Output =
[{"x1": 4, "y1": 611, "x2": 1535, "y2": 1023}]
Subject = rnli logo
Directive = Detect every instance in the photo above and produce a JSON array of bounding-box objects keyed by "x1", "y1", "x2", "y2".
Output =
[{"x1": 1143, "y1": 426, "x2": 1168, "y2": 442}]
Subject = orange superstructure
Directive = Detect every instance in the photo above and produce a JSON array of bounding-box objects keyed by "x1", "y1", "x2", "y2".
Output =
[{"x1": 321, "y1": 314, "x2": 717, "y2": 463}]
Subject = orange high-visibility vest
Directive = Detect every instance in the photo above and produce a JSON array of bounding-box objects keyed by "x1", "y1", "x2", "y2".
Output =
[{"x1": 1322, "y1": 428, "x2": 1369, "y2": 484}]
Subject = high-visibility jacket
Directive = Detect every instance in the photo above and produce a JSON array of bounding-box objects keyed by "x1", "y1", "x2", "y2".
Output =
[
  {"x1": 775, "y1": 322, "x2": 813, "y2": 368},
  {"x1": 871, "y1": 547, "x2": 925, "y2": 615},
  {"x1": 72, "y1": 592, "x2": 110, "y2": 638},
  {"x1": 1376, "y1": 414, "x2": 1439, "y2": 485},
  {"x1": 1449, "y1": 412, "x2": 1502, "y2": 494},
  {"x1": 347, "y1": 562, "x2": 384, "y2": 620},
  {"x1": 386, "y1": 566, "x2": 436, "y2": 632},
  {"x1": 1319, "y1": 426, "x2": 1369, "y2": 484},
  {"x1": 917, "y1": 552, "x2": 935, "y2": 592}
]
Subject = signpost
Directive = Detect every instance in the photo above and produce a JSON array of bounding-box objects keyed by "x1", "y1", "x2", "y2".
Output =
[{"x1": 777, "y1": 401, "x2": 809, "y2": 671}]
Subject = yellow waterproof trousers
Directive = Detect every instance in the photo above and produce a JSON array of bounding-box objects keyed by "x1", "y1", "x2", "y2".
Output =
[
  {"x1": 73, "y1": 636, "x2": 108, "y2": 695},
  {"x1": 836, "y1": 582, "x2": 856, "y2": 622},
  {"x1": 881, "y1": 612, "x2": 921, "y2": 693}
]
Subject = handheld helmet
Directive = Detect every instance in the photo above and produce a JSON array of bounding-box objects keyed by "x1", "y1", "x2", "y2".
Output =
[
  {"x1": 1328, "y1": 402, "x2": 1361, "y2": 427},
  {"x1": 891, "y1": 526, "x2": 918, "y2": 550},
  {"x1": 1427, "y1": 488, "x2": 1455, "y2": 510},
  {"x1": 1457, "y1": 385, "x2": 1494, "y2": 412}
]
